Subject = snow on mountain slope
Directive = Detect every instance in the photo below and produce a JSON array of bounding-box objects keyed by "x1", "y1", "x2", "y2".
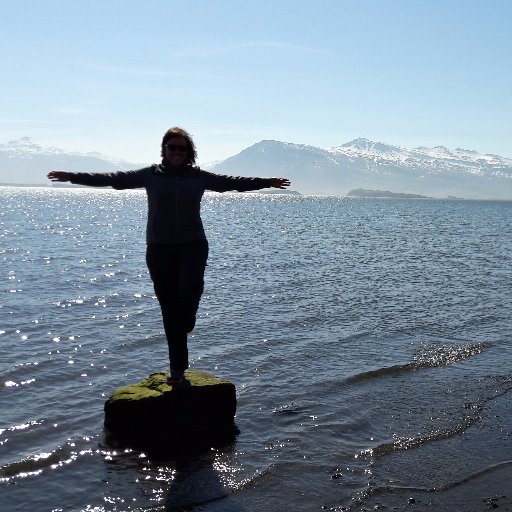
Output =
[{"x1": 328, "y1": 138, "x2": 512, "y2": 177}]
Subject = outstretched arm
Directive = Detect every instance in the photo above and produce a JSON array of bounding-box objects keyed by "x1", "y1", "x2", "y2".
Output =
[
  {"x1": 202, "y1": 171, "x2": 291, "y2": 193},
  {"x1": 270, "y1": 178, "x2": 291, "y2": 189},
  {"x1": 47, "y1": 168, "x2": 150, "y2": 189}
]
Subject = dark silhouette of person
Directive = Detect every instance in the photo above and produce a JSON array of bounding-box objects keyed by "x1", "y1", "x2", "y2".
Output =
[{"x1": 48, "y1": 127, "x2": 290, "y2": 385}]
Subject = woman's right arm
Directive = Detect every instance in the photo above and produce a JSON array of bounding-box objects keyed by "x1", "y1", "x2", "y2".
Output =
[{"x1": 47, "y1": 167, "x2": 153, "y2": 189}]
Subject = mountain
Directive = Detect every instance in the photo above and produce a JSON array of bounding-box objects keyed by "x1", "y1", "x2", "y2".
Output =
[
  {"x1": 0, "y1": 137, "x2": 146, "y2": 185},
  {"x1": 347, "y1": 188, "x2": 429, "y2": 199},
  {"x1": 212, "y1": 138, "x2": 512, "y2": 199},
  {"x1": 2, "y1": 137, "x2": 512, "y2": 199}
]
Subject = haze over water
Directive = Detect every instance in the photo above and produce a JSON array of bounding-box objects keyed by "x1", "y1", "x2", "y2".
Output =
[{"x1": 1, "y1": 187, "x2": 512, "y2": 511}]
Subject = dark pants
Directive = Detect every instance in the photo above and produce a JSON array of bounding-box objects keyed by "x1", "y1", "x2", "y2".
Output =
[{"x1": 146, "y1": 240, "x2": 209, "y2": 373}]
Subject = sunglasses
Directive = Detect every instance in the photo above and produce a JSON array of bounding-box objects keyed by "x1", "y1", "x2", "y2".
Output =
[{"x1": 165, "y1": 143, "x2": 188, "y2": 153}]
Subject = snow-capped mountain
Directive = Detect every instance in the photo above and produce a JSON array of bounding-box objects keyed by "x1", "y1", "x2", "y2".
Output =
[
  {"x1": 212, "y1": 138, "x2": 512, "y2": 199},
  {"x1": 0, "y1": 137, "x2": 147, "y2": 185},
  {"x1": 330, "y1": 138, "x2": 511, "y2": 178},
  {"x1": 2, "y1": 137, "x2": 511, "y2": 199}
]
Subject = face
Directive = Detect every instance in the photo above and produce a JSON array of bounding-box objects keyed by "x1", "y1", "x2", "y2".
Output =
[{"x1": 163, "y1": 136, "x2": 188, "y2": 168}]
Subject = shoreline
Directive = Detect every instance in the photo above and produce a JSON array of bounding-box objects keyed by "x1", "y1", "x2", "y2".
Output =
[
  {"x1": 355, "y1": 463, "x2": 512, "y2": 511},
  {"x1": 355, "y1": 390, "x2": 512, "y2": 511}
]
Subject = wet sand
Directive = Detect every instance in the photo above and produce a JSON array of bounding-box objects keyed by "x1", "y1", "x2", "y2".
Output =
[{"x1": 356, "y1": 464, "x2": 512, "y2": 511}]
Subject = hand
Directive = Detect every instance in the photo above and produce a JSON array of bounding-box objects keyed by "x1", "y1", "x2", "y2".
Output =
[
  {"x1": 47, "y1": 171, "x2": 70, "y2": 182},
  {"x1": 270, "y1": 178, "x2": 291, "y2": 189}
]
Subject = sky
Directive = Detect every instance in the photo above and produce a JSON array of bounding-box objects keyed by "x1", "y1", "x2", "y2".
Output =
[{"x1": 1, "y1": 0, "x2": 511, "y2": 165}]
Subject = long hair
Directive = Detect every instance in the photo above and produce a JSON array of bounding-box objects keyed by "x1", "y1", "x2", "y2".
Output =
[{"x1": 161, "y1": 127, "x2": 197, "y2": 166}]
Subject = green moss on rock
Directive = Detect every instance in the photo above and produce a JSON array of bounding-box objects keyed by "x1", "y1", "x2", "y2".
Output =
[
  {"x1": 104, "y1": 370, "x2": 237, "y2": 452},
  {"x1": 106, "y1": 370, "x2": 233, "y2": 403}
]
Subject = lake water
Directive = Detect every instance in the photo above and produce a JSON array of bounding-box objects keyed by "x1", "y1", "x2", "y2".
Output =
[{"x1": 1, "y1": 186, "x2": 512, "y2": 511}]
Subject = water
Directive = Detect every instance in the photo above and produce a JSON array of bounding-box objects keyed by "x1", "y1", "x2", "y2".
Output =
[{"x1": 1, "y1": 186, "x2": 512, "y2": 511}]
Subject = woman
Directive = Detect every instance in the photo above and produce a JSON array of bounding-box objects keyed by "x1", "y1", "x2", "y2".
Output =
[{"x1": 48, "y1": 127, "x2": 290, "y2": 385}]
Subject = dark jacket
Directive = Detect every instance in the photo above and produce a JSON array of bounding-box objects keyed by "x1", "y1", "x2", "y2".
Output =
[{"x1": 67, "y1": 164, "x2": 272, "y2": 243}]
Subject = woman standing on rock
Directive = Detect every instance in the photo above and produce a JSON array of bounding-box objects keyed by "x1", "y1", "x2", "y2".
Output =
[{"x1": 48, "y1": 127, "x2": 290, "y2": 385}]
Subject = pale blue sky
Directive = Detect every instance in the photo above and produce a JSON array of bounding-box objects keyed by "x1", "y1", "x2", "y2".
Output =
[{"x1": 1, "y1": 0, "x2": 511, "y2": 164}]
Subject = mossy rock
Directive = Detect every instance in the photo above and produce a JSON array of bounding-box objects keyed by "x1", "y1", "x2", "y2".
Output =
[{"x1": 104, "y1": 370, "x2": 237, "y2": 452}]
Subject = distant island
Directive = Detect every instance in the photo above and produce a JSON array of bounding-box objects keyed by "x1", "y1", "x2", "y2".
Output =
[{"x1": 347, "y1": 188, "x2": 430, "y2": 199}]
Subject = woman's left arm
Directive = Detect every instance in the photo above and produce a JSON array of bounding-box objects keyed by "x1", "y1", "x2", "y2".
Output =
[{"x1": 203, "y1": 171, "x2": 290, "y2": 193}]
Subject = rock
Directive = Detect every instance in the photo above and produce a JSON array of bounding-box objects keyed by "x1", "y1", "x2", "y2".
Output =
[{"x1": 104, "y1": 370, "x2": 237, "y2": 453}]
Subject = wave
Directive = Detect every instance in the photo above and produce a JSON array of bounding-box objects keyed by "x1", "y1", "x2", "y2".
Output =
[
  {"x1": 345, "y1": 341, "x2": 486, "y2": 385},
  {"x1": 352, "y1": 459, "x2": 512, "y2": 510},
  {"x1": 0, "y1": 446, "x2": 71, "y2": 480},
  {"x1": 367, "y1": 414, "x2": 481, "y2": 457},
  {"x1": 0, "y1": 438, "x2": 97, "y2": 482},
  {"x1": 438, "y1": 459, "x2": 512, "y2": 492},
  {"x1": 360, "y1": 384, "x2": 512, "y2": 458}
]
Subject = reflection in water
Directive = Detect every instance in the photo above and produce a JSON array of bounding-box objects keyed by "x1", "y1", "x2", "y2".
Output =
[
  {"x1": 162, "y1": 449, "x2": 251, "y2": 512},
  {"x1": 165, "y1": 456, "x2": 228, "y2": 510}
]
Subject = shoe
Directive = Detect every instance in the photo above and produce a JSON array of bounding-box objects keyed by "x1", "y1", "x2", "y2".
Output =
[{"x1": 166, "y1": 372, "x2": 184, "y2": 385}]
